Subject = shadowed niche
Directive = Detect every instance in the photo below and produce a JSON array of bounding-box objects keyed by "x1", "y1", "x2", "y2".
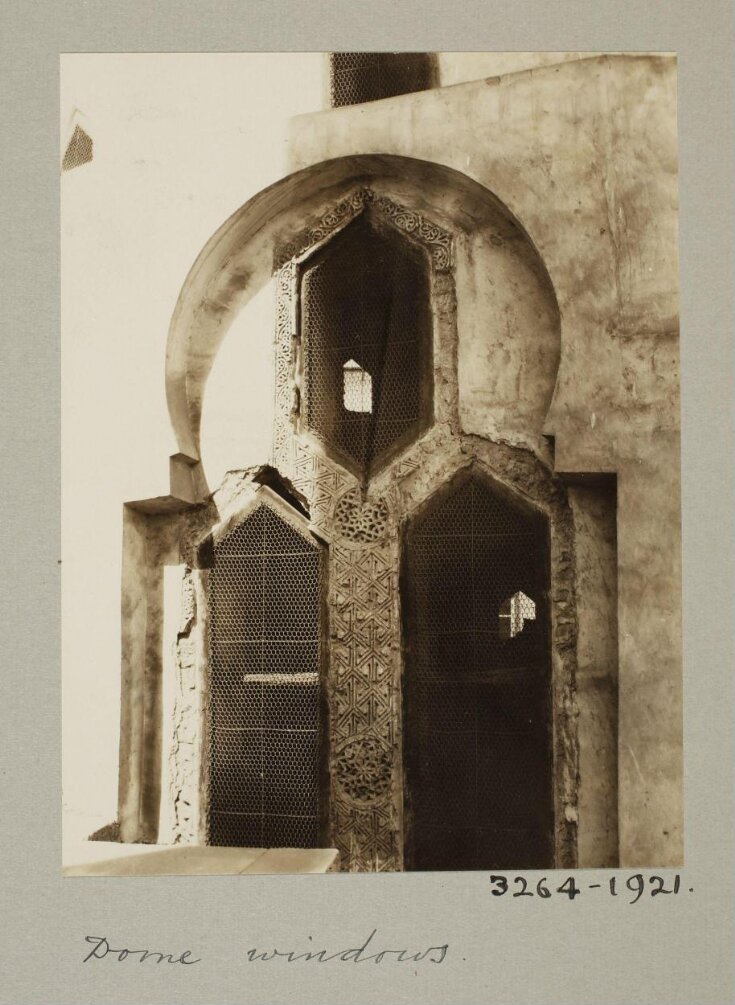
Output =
[{"x1": 300, "y1": 212, "x2": 433, "y2": 478}]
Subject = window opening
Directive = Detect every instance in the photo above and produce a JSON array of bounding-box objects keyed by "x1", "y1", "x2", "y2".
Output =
[
  {"x1": 342, "y1": 359, "x2": 373, "y2": 413},
  {"x1": 402, "y1": 472, "x2": 554, "y2": 870},
  {"x1": 499, "y1": 590, "x2": 536, "y2": 639},
  {"x1": 301, "y1": 212, "x2": 432, "y2": 477},
  {"x1": 206, "y1": 503, "x2": 325, "y2": 848}
]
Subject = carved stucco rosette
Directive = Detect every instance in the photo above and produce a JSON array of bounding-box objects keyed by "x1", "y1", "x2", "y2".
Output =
[
  {"x1": 335, "y1": 735, "x2": 393, "y2": 805},
  {"x1": 333, "y1": 488, "x2": 390, "y2": 543}
]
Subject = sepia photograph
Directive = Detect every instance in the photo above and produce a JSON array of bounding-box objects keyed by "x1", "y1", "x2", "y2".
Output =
[{"x1": 61, "y1": 50, "x2": 682, "y2": 877}]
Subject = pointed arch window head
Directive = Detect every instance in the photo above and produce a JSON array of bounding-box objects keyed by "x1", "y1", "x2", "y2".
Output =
[
  {"x1": 300, "y1": 211, "x2": 433, "y2": 478},
  {"x1": 342, "y1": 359, "x2": 373, "y2": 413}
]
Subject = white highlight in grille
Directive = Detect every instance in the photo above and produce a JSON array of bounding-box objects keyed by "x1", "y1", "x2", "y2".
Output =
[
  {"x1": 343, "y1": 359, "x2": 373, "y2": 413},
  {"x1": 499, "y1": 591, "x2": 536, "y2": 638}
]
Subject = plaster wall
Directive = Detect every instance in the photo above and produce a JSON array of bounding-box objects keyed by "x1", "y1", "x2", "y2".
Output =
[{"x1": 436, "y1": 51, "x2": 651, "y2": 85}]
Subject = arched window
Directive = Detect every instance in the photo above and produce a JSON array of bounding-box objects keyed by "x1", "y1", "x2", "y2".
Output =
[
  {"x1": 300, "y1": 212, "x2": 433, "y2": 478},
  {"x1": 498, "y1": 590, "x2": 536, "y2": 639},
  {"x1": 206, "y1": 503, "x2": 326, "y2": 848},
  {"x1": 401, "y1": 471, "x2": 554, "y2": 870}
]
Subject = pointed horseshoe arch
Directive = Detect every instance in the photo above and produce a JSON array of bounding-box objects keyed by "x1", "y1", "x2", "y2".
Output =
[{"x1": 163, "y1": 154, "x2": 560, "y2": 500}]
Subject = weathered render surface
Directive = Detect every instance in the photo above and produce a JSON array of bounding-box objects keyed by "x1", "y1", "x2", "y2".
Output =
[
  {"x1": 568, "y1": 484, "x2": 619, "y2": 866},
  {"x1": 283, "y1": 54, "x2": 681, "y2": 866}
]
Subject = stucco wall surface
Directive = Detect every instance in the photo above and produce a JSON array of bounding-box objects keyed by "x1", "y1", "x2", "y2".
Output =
[{"x1": 436, "y1": 51, "x2": 655, "y2": 87}]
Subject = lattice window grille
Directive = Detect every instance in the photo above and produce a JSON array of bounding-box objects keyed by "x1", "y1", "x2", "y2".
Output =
[
  {"x1": 300, "y1": 211, "x2": 432, "y2": 477},
  {"x1": 329, "y1": 52, "x2": 435, "y2": 107},
  {"x1": 206, "y1": 502, "x2": 325, "y2": 849},
  {"x1": 402, "y1": 472, "x2": 554, "y2": 871}
]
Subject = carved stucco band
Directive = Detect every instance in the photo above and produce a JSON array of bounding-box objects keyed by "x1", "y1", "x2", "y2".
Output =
[
  {"x1": 273, "y1": 188, "x2": 453, "y2": 273},
  {"x1": 268, "y1": 191, "x2": 579, "y2": 872}
]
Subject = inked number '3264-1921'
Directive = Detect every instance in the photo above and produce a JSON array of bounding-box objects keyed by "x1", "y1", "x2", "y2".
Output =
[{"x1": 490, "y1": 875, "x2": 685, "y2": 902}]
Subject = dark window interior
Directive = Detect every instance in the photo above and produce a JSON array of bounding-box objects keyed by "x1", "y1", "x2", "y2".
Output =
[
  {"x1": 207, "y1": 504, "x2": 325, "y2": 848},
  {"x1": 301, "y1": 212, "x2": 432, "y2": 478},
  {"x1": 402, "y1": 472, "x2": 554, "y2": 870}
]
